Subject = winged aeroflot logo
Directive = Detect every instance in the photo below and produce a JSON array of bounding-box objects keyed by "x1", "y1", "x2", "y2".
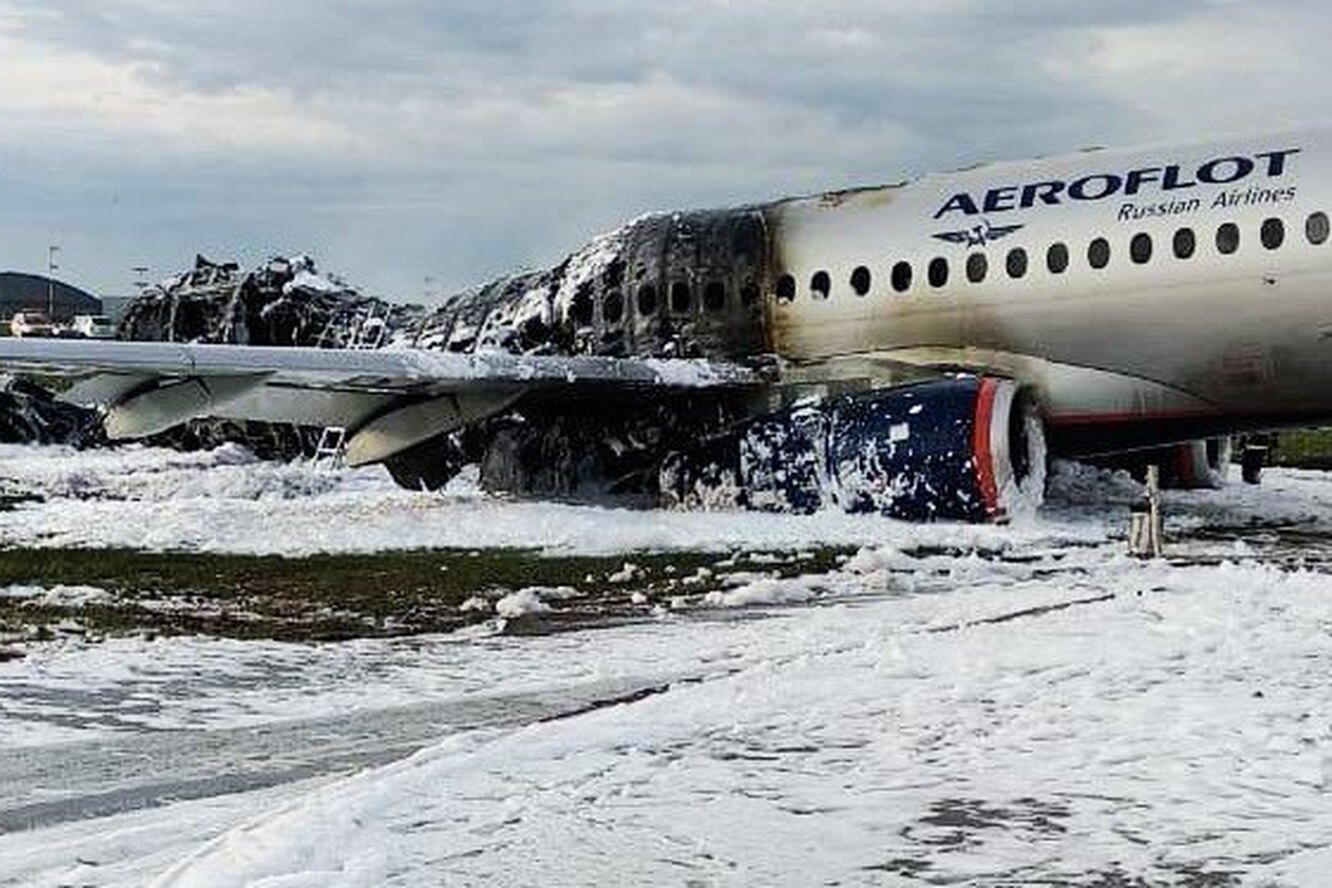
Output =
[{"x1": 932, "y1": 219, "x2": 1024, "y2": 248}]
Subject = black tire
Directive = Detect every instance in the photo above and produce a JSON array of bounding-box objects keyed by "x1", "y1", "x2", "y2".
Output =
[
  {"x1": 383, "y1": 436, "x2": 465, "y2": 491},
  {"x1": 1241, "y1": 448, "x2": 1265, "y2": 485}
]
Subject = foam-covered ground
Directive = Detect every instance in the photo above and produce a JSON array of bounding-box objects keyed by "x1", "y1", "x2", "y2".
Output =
[
  {"x1": 0, "y1": 443, "x2": 1107, "y2": 555},
  {"x1": 2, "y1": 444, "x2": 1332, "y2": 886}
]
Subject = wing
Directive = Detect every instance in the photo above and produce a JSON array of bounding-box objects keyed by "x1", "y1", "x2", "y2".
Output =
[
  {"x1": 932, "y1": 231, "x2": 970, "y2": 245},
  {"x1": 0, "y1": 339, "x2": 760, "y2": 466}
]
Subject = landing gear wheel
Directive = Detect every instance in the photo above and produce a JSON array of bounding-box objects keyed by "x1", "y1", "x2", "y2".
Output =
[
  {"x1": 383, "y1": 435, "x2": 465, "y2": 492},
  {"x1": 1240, "y1": 444, "x2": 1267, "y2": 485}
]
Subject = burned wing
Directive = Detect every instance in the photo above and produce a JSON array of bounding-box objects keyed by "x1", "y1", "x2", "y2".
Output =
[{"x1": 0, "y1": 338, "x2": 760, "y2": 470}]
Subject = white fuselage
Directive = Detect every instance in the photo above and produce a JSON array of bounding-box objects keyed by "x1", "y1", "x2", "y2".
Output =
[{"x1": 764, "y1": 130, "x2": 1332, "y2": 449}]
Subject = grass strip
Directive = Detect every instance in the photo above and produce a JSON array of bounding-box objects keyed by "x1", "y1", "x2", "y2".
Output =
[{"x1": 0, "y1": 546, "x2": 852, "y2": 643}]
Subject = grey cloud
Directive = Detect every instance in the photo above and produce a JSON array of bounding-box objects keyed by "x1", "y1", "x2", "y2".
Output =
[{"x1": 0, "y1": 0, "x2": 1326, "y2": 297}]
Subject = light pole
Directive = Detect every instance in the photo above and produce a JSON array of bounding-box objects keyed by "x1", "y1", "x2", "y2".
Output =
[
  {"x1": 131, "y1": 266, "x2": 150, "y2": 293},
  {"x1": 46, "y1": 245, "x2": 60, "y2": 319}
]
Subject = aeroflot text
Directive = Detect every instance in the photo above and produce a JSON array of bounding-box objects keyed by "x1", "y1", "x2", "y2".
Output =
[{"x1": 933, "y1": 148, "x2": 1300, "y2": 219}]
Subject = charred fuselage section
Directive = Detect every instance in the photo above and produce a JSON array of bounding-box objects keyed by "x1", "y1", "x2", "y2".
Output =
[
  {"x1": 99, "y1": 233, "x2": 780, "y2": 498},
  {"x1": 390, "y1": 208, "x2": 780, "y2": 497},
  {"x1": 122, "y1": 254, "x2": 423, "y2": 349},
  {"x1": 119, "y1": 255, "x2": 426, "y2": 460},
  {"x1": 409, "y1": 208, "x2": 772, "y2": 360}
]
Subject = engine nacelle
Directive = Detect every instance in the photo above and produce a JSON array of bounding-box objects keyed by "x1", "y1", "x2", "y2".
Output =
[{"x1": 662, "y1": 377, "x2": 1047, "y2": 522}]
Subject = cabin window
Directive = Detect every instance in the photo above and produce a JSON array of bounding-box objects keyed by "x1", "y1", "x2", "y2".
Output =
[
  {"x1": 810, "y1": 270, "x2": 831, "y2": 300},
  {"x1": 1261, "y1": 217, "x2": 1285, "y2": 251},
  {"x1": 966, "y1": 253, "x2": 988, "y2": 284},
  {"x1": 740, "y1": 280, "x2": 760, "y2": 306},
  {"x1": 1173, "y1": 228, "x2": 1196, "y2": 260},
  {"x1": 572, "y1": 289, "x2": 595, "y2": 326},
  {"x1": 775, "y1": 274, "x2": 797, "y2": 302},
  {"x1": 1216, "y1": 222, "x2": 1240, "y2": 255},
  {"x1": 703, "y1": 281, "x2": 727, "y2": 312},
  {"x1": 1088, "y1": 237, "x2": 1111, "y2": 269},
  {"x1": 1047, "y1": 242, "x2": 1069, "y2": 274},
  {"x1": 1307, "y1": 212, "x2": 1330, "y2": 245},
  {"x1": 891, "y1": 261, "x2": 913, "y2": 293},
  {"x1": 1006, "y1": 248, "x2": 1028, "y2": 279},
  {"x1": 850, "y1": 266, "x2": 871, "y2": 296},
  {"x1": 603, "y1": 290, "x2": 625, "y2": 325},
  {"x1": 636, "y1": 284, "x2": 658, "y2": 316},
  {"x1": 671, "y1": 281, "x2": 692, "y2": 312},
  {"x1": 1130, "y1": 233, "x2": 1152, "y2": 265},
  {"x1": 928, "y1": 257, "x2": 949, "y2": 288}
]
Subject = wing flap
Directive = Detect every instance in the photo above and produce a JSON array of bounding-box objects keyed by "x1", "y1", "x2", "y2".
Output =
[
  {"x1": 209, "y1": 386, "x2": 401, "y2": 429},
  {"x1": 61, "y1": 373, "x2": 155, "y2": 408},
  {"x1": 104, "y1": 374, "x2": 269, "y2": 439},
  {"x1": 344, "y1": 391, "x2": 523, "y2": 466}
]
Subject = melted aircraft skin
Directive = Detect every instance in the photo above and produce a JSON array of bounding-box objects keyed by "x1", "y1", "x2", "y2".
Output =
[{"x1": 409, "y1": 208, "x2": 773, "y2": 363}]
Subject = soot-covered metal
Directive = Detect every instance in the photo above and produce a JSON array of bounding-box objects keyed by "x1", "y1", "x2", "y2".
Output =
[
  {"x1": 118, "y1": 255, "x2": 426, "y2": 460},
  {"x1": 408, "y1": 208, "x2": 771, "y2": 360},
  {"x1": 0, "y1": 255, "x2": 423, "y2": 457},
  {"x1": 385, "y1": 208, "x2": 778, "y2": 498},
  {"x1": 0, "y1": 377, "x2": 105, "y2": 449},
  {"x1": 121, "y1": 255, "x2": 423, "y2": 349}
]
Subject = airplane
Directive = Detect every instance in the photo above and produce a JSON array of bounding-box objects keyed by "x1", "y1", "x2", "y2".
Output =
[{"x1": 0, "y1": 129, "x2": 1324, "y2": 522}]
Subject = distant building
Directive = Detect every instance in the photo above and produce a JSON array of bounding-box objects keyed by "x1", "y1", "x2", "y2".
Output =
[{"x1": 0, "y1": 273, "x2": 101, "y2": 321}]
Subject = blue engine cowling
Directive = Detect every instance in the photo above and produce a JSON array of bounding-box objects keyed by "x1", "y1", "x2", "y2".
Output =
[{"x1": 661, "y1": 376, "x2": 1046, "y2": 522}]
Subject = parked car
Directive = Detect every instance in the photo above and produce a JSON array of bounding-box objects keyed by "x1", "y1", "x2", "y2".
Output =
[
  {"x1": 70, "y1": 314, "x2": 115, "y2": 339},
  {"x1": 10, "y1": 311, "x2": 53, "y2": 338}
]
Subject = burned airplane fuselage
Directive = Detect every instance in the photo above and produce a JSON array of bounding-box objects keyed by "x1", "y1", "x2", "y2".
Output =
[
  {"x1": 395, "y1": 207, "x2": 784, "y2": 499},
  {"x1": 392, "y1": 196, "x2": 1044, "y2": 521},
  {"x1": 410, "y1": 208, "x2": 774, "y2": 362},
  {"x1": 85, "y1": 184, "x2": 1050, "y2": 519}
]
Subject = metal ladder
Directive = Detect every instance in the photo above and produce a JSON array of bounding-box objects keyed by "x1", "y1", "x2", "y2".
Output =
[
  {"x1": 311, "y1": 425, "x2": 347, "y2": 470},
  {"x1": 311, "y1": 306, "x2": 387, "y2": 467},
  {"x1": 312, "y1": 304, "x2": 388, "y2": 351},
  {"x1": 349, "y1": 306, "x2": 387, "y2": 350}
]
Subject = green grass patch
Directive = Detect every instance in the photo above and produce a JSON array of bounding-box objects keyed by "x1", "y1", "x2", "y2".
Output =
[
  {"x1": 1268, "y1": 428, "x2": 1332, "y2": 470},
  {"x1": 0, "y1": 545, "x2": 854, "y2": 644}
]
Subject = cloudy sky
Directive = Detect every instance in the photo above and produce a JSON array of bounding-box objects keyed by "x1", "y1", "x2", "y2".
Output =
[{"x1": 0, "y1": 0, "x2": 1323, "y2": 300}]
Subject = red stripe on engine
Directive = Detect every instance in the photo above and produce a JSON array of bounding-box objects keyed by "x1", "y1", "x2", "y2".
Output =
[{"x1": 972, "y1": 378, "x2": 1001, "y2": 519}]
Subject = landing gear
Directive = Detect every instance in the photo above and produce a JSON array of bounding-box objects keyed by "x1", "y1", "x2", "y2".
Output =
[
  {"x1": 1239, "y1": 434, "x2": 1273, "y2": 485},
  {"x1": 383, "y1": 434, "x2": 468, "y2": 492}
]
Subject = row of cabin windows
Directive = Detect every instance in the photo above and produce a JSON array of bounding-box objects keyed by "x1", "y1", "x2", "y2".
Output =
[
  {"x1": 572, "y1": 211, "x2": 1332, "y2": 324},
  {"x1": 775, "y1": 211, "x2": 1332, "y2": 301},
  {"x1": 572, "y1": 279, "x2": 761, "y2": 327}
]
